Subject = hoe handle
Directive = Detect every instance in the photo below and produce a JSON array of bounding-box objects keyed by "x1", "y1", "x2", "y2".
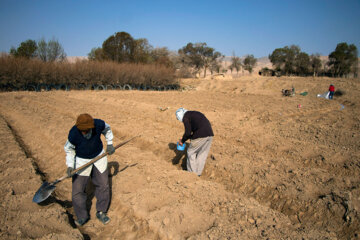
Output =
[{"x1": 58, "y1": 135, "x2": 141, "y2": 181}]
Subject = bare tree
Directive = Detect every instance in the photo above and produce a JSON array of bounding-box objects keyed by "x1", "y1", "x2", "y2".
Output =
[
  {"x1": 36, "y1": 37, "x2": 66, "y2": 62},
  {"x1": 229, "y1": 52, "x2": 242, "y2": 75},
  {"x1": 37, "y1": 38, "x2": 47, "y2": 62},
  {"x1": 47, "y1": 38, "x2": 66, "y2": 62}
]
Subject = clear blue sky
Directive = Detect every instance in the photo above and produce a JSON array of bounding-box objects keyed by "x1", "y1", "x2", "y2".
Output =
[{"x1": 0, "y1": 0, "x2": 359, "y2": 58}]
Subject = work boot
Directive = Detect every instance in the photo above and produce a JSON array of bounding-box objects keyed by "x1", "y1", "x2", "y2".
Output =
[
  {"x1": 75, "y1": 217, "x2": 89, "y2": 227},
  {"x1": 96, "y1": 211, "x2": 110, "y2": 225}
]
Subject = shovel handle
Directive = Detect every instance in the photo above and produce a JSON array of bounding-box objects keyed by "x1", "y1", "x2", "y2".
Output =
[{"x1": 59, "y1": 135, "x2": 141, "y2": 181}]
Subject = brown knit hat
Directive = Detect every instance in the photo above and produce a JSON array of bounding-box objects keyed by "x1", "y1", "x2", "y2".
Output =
[{"x1": 75, "y1": 113, "x2": 94, "y2": 131}]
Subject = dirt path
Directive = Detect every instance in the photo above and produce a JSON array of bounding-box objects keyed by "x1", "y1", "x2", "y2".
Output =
[{"x1": 0, "y1": 76, "x2": 359, "y2": 239}]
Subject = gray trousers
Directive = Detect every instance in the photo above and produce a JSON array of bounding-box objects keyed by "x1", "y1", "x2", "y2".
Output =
[
  {"x1": 187, "y1": 136, "x2": 213, "y2": 176},
  {"x1": 72, "y1": 166, "x2": 110, "y2": 220}
]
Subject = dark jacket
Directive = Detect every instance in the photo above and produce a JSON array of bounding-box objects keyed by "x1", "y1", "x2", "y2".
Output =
[
  {"x1": 68, "y1": 119, "x2": 105, "y2": 159},
  {"x1": 181, "y1": 111, "x2": 214, "y2": 143}
]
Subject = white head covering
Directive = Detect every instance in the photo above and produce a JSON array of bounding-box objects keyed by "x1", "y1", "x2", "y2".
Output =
[{"x1": 175, "y1": 108, "x2": 188, "y2": 121}]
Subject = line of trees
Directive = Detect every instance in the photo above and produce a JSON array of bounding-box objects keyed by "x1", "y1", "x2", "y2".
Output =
[
  {"x1": 228, "y1": 53, "x2": 258, "y2": 75},
  {"x1": 8, "y1": 31, "x2": 357, "y2": 80},
  {"x1": 89, "y1": 32, "x2": 259, "y2": 78},
  {"x1": 88, "y1": 32, "x2": 234, "y2": 78},
  {"x1": 10, "y1": 37, "x2": 66, "y2": 62},
  {"x1": 268, "y1": 43, "x2": 358, "y2": 77},
  {"x1": 2, "y1": 33, "x2": 178, "y2": 90},
  {"x1": 8, "y1": 32, "x2": 258, "y2": 79}
]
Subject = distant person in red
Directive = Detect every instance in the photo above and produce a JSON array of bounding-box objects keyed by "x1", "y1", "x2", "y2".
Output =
[{"x1": 329, "y1": 84, "x2": 335, "y2": 99}]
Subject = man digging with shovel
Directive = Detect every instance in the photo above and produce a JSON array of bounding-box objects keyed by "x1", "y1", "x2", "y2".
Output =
[{"x1": 64, "y1": 113, "x2": 115, "y2": 226}]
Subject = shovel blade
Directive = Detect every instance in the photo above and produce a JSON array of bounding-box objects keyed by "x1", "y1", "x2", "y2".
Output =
[{"x1": 32, "y1": 182, "x2": 56, "y2": 203}]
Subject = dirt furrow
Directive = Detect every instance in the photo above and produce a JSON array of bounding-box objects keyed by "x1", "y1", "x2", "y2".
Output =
[{"x1": 0, "y1": 75, "x2": 359, "y2": 239}]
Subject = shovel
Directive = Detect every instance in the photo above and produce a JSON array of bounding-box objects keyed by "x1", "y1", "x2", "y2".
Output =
[{"x1": 33, "y1": 135, "x2": 140, "y2": 203}]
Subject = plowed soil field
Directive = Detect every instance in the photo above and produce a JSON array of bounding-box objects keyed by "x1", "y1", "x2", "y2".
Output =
[{"x1": 0, "y1": 76, "x2": 359, "y2": 240}]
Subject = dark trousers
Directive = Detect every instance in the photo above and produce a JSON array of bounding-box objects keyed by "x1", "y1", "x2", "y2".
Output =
[
  {"x1": 72, "y1": 166, "x2": 110, "y2": 220},
  {"x1": 329, "y1": 91, "x2": 334, "y2": 99}
]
